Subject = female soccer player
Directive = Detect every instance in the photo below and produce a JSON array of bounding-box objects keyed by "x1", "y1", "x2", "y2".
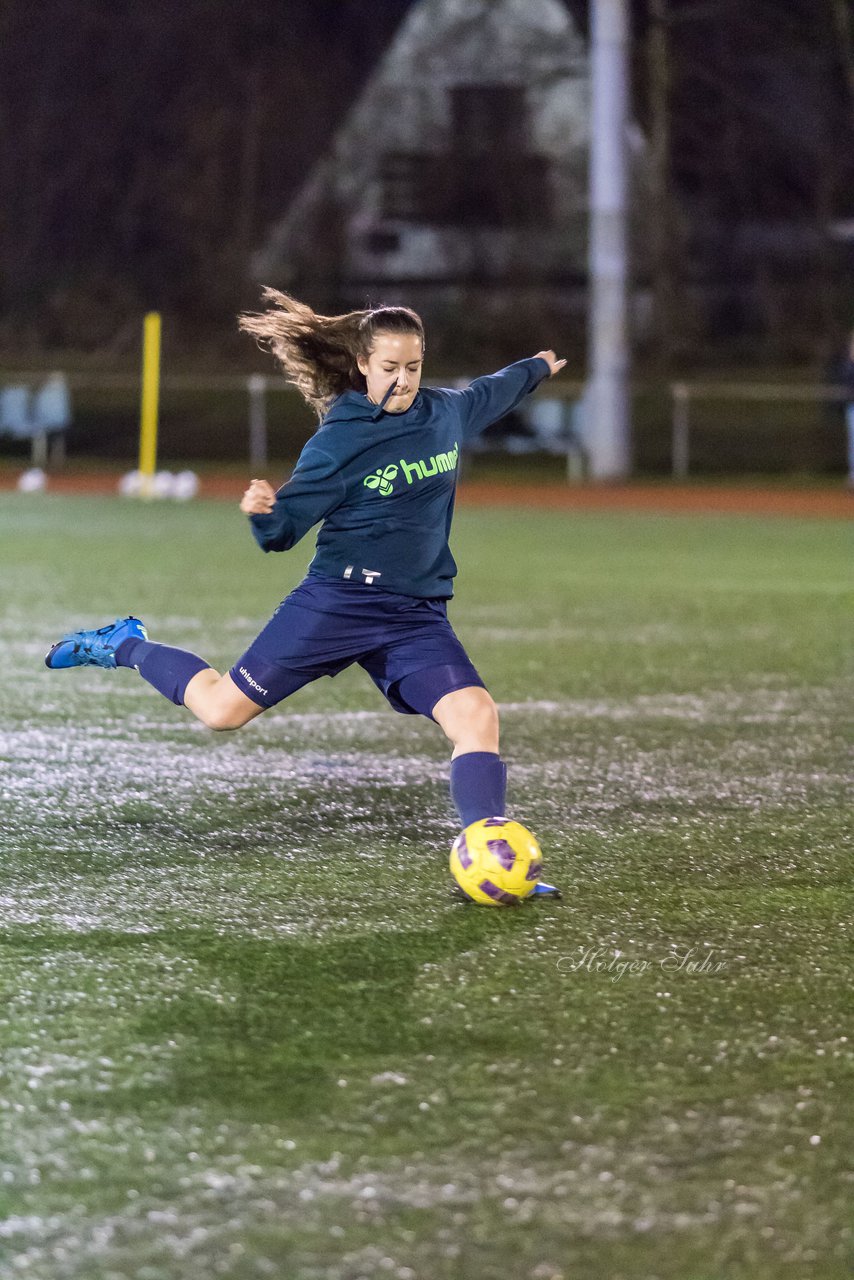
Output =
[{"x1": 46, "y1": 290, "x2": 565, "y2": 833}]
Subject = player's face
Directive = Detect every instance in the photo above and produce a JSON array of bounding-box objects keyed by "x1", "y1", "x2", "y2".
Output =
[{"x1": 358, "y1": 331, "x2": 424, "y2": 413}]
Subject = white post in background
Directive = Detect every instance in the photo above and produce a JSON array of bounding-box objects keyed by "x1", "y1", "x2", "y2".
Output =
[
  {"x1": 31, "y1": 431, "x2": 48, "y2": 468},
  {"x1": 586, "y1": 0, "x2": 631, "y2": 480},
  {"x1": 671, "y1": 381, "x2": 690, "y2": 478},
  {"x1": 248, "y1": 374, "x2": 268, "y2": 469}
]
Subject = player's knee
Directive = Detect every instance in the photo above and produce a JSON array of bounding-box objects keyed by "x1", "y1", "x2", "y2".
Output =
[
  {"x1": 200, "y1": 708, "x2": 240, "y2": 732},
  {"x1": 472, "y1": 691, "x2": 499, "y2": 742},
  {"x1": 438, "y1": 686, "x2": 499, "y2": 750},
  {"x1": 186, "y1": 673, "x2": 265, "y2": 731},
  {"x1": 198, "y1": 701, "x2": 251, "y2": 732}
]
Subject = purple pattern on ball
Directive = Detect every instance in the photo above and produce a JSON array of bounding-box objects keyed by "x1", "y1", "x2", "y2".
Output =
[
  {"x1": 482, "y1": 817, "x2": 507, "y2": 828},
  {"x1": 454, "y1": 834, "x2": 472, "y2": 870},
  {"x1": 525, "y1": 860, "x2": 543, "y2": 881},
  {"x1": 479, "y1": 879, "x2": 518, "y2": 906},
  {"x1": 487, "y1": 838, "x2": 516, "y2": 870}
]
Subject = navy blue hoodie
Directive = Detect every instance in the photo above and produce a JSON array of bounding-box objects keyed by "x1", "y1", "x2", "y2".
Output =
[{"x1": 249, "y1": 356, "x2": 550, "y2": 598}]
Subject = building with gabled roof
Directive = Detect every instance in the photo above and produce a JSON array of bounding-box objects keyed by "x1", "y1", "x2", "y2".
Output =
[{"x1": 254, "y1": 0, "x2": 620, "y2": 339}]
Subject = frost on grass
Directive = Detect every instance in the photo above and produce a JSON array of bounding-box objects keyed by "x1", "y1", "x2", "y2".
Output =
[
  {"x1": 0, "y1": 680, "x2": 848, "y2": 934},
  {"x1": 0, "y1": 1104, "x2": 849, "y2": 1280}
]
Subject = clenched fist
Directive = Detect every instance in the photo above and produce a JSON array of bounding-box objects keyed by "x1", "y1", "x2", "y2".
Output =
[{"x1": 240, "y1": 478, "x2": 276, "y2": 515}]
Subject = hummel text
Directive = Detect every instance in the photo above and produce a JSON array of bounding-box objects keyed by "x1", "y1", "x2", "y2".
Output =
[{"x1": 362, "y1": 443, "x2": 459, "y2": 496}]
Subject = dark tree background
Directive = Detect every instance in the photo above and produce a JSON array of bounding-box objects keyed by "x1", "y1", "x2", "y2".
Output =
[{"x1": 0, "y1": 0, "x2": 851, "y2": 361}]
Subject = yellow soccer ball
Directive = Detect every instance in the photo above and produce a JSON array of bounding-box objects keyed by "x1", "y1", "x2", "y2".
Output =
[{"x1": 450, "y1": 817, "x2": 543, "y2": 905}]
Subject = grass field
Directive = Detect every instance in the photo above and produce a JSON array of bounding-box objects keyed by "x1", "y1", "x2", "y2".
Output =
[{"x1": 0, "y1": 493, "x2": 851, "y2": 1280}]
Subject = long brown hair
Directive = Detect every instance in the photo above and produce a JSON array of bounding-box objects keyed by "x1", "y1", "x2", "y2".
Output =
[{"x1": 239, "y1": 288, "x2": 425, "y2": 417}]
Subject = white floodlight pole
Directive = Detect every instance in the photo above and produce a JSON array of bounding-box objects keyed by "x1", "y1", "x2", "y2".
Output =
[{"x1": 586, "y1": 0, "x2": 631, "y2": 479}]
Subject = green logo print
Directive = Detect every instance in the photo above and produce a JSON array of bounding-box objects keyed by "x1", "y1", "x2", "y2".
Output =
[
  {"x1": 363, "y1": 464, "x2": 399, "y2": 496},
  {"x1": 363, "y1": 444, "x2": 460, "y2": 497}
]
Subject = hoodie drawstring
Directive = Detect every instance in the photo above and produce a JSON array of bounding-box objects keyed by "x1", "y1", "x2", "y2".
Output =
[{"x1": 372, "y1": 379, "x2": 402, "y2": 419}]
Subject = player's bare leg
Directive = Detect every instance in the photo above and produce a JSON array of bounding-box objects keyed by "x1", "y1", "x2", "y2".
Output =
[
  {"x1": 432, "y1": 685, "x2": 499, "y2": 757},
  {"x1": 183, "y1": 670, "x2": 266, "y2": 731},
  {"x1": 432, "y1": 686, "x2": 504, "y2": 828}
]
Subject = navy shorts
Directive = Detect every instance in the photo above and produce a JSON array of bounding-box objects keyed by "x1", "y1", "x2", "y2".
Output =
[{"x1": 228, "y1": 575, "x2": 485, "y2": 719}]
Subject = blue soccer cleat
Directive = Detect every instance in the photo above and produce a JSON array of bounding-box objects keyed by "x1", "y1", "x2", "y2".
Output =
[
  {"x1": 450, "y1": 879, "x2": 563, "y2": 903},
  {"x1": 45, "y1": 616, "x2": 147, "y2": 670}
]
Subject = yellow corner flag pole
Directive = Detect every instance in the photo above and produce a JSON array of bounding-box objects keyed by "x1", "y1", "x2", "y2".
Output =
[{"x1": 138, "y1": 311, "x2": 162, "y2": 499}]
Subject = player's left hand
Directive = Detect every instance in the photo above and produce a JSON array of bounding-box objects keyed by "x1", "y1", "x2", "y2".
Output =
[
  {"x1": 534, "y1": 350, "x2": 567, "y2": 377},
  {"x1": 240, "y1": 478, "x2": 276, "y2": 515}
]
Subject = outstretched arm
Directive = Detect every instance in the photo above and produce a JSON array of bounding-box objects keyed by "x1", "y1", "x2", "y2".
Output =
[{"x1": 453, "y1": 350, "x2": 566, "y2": 441}]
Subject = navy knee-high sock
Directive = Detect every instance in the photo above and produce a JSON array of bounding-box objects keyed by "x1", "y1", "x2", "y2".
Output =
[
  {"x1": 450, "y1": 751, "x2": 507, "y2": 829},
  {"x1": 115, "y1": 637, "x2": 210, "y2": 706}
]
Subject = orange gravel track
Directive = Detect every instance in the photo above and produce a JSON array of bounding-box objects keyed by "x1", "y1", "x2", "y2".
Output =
[
  {"x1": 456, "y1": 481, "x2": 852, "y2": 519},
  {"x1": 1, "y1": 469, "x2": 851, "y2": 518}
]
